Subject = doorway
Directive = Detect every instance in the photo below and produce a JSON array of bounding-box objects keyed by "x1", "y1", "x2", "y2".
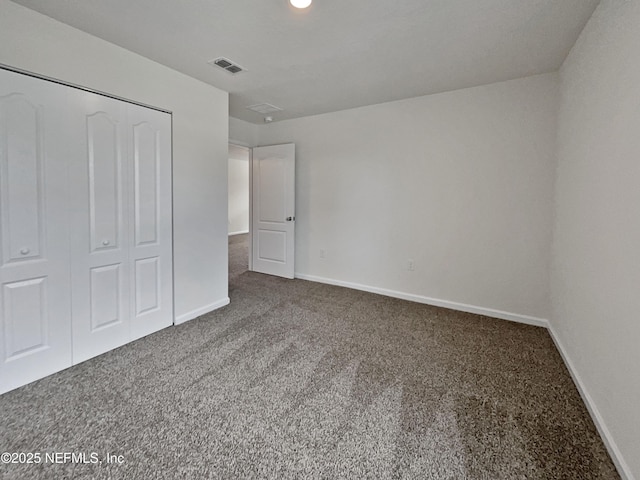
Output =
[
  {"x1": 228, "y1": 144, "x2": 250, "y2": 282},
  {"x1": 227, "y1": 142, "x2": 296, "y2": 284}
]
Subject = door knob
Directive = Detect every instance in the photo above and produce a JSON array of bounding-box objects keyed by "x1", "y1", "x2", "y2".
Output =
[
  {"x1": 102, "y1": 239, "x2": 110, "y2": 246},
  {"x1": 20, "y1": 247, "x2": 30, "y2": 255},
  {"x1": 286, "y1": 216, "x2": 295, "y2": 222}
]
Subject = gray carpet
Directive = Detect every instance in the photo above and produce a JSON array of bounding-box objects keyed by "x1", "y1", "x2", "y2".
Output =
[{"x1": 0, "y1": 233, "x2": 619, "y2": 479}]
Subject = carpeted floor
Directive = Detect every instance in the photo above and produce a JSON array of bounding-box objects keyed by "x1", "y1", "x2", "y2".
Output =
[
  {"x1": 0, "y1": 233, "x2": 619, "y2": 479},
  {"x1": 229, "y1": 232, "x2": 250, "y2": 284}
]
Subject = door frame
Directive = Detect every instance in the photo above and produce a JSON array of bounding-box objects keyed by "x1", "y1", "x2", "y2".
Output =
[
  {"x1": 248, "y1": 146, "x2": 253, "y2": 271},
  {"x1": 228, "y1": 140, "x2": 253, "y2": 271},
  {"x1": 0, "y1": 63, "x2": 171, "y2": 115}
]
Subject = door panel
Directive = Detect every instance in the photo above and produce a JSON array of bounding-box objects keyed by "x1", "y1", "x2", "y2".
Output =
[
  {"x1": 68, "y1": 90, "x2": 130, "y2": 364},
  {"x1": 88, "y1": 112, "x2": 122, "y2": 252},
  {"x1": 133, "y1": 122, "x2": 160, "y2": 246},
  {"x1": 258, "y1": 158, "x2": 286, "y2": 222},
  {"x1": 1, "y1": 95, "x2": 44, "y2": 263},
  {"x1": 0, "y1": 69, "x2": 72, "y2": 394},
  {"x1": 251, "y1": 144, "x2": 295, "y2": 279},
  {"x1": 3, "y1": 277, "x2": 48, "y2": 359},
  {"x1": 135, "y1": 256, "x2": 160, "y2": 315},
  {"x1": 257, "y1": 230, "x2": 287, "y2": 263},
  {"x1": 89, "y1": 264, "x2": 122, "y2": 331},
  {"x1": 127, "y1": 104, "x2": 172, "y2": 341}
]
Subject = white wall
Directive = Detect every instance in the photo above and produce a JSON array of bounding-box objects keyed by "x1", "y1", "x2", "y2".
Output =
[
  {"x1": 257, "y1": 73, "x2": 558, "y2": 323},
  {"x1": 552, "y1": 1, "x2": 640, "y2": 478},
  {"x1": 229, "y1": 116, "x2": 260, "y2": 148},
  {"x1": 228, "y1": 145, "x2": 250, "y2": 235},
  {"x1": 0, "y1": 0, "x2": 230, "y2": 323}
]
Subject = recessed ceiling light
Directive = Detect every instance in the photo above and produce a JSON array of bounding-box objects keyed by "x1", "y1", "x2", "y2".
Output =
[{"x1": 290, "y1": 0, "x2": 312, "y2": 9}]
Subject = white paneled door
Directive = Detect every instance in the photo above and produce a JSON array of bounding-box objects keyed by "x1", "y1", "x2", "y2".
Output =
[
  {"x1": 251, "y1": 143, "x2": 295, "y2": 279},
  {"x1": 0, "y1": 70, "x2": 72, "y2": 392},
  {"x1": 67, "y1": 92, "x2": 131, "y2": 363},
  {"x1": 127, "y1": 104, "x2": 173, "y2": 341},
  {"x1": 68, "y1": 90, "x2": 173, "y2": 363},
  {"x1": 0, "y1": 68, "x2": 173, "y2": 393}
]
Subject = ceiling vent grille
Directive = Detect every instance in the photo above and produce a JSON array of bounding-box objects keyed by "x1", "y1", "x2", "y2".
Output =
[
  {"x1": 246, "y1": 103, "x2": 283, "y2": 114},
  {"x1": 208, "y1": 57, "x2": 245, "y2": 74}
]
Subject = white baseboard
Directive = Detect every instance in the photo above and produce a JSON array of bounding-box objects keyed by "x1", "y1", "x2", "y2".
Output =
[
  {"x1": 174, "y1": 297, "x2": 230, "y2": 325},
  {"x1": 229, "y1": 230, "x2": 249, "y2": 236},
  {"x1": 294, "y1": 273, "x2": 548, "y2": 328},
  {"x1": 548, "y1": 326, "x2": 635, "y2": 480}
]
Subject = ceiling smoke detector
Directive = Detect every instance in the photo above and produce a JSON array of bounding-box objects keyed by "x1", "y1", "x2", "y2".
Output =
[{"x1": 208, "y1": 57, "x2": 245, "y2": 75}]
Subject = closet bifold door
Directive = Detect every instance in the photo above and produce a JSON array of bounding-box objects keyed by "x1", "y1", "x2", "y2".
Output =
[
  {"x1": 0, "y1": 68, "x2": 173, "y2": 391},
  {"x1": 68, "y1": 91, "x2": 131, "y2": 364},
  {"x1": 67, "y1": 90, "x2": 173, "y2": 364},
  {"x1": 0, "y1": 69, "x2": 73, "y2": 394},
  {"x1": 127, "y1": 104, "x2": 173, "y2": 341}
]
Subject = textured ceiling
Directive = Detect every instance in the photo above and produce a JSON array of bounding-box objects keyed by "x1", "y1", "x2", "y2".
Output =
[{"x1": 11, "y1": 0, "x2": 600, "y2": 123}]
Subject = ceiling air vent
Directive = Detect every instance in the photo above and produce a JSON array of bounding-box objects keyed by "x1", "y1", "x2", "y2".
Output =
[
  {"x1": 208, "y1": 57, "x2": 245, "y2": 75},
  {"x1": 246, "y1": 103, "x2": 283, "y2": 115},
  {"x1": 226, "y1": 65, "x2": 243, "y2": 74}
]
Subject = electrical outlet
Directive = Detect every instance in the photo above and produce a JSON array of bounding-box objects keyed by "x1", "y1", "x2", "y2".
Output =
[
  {"x1": 320, "y1": 249, "x2": 326, "y2": 259},
  {"x1": 407, "y1": 259, "x2": 415, "y2": 271}
]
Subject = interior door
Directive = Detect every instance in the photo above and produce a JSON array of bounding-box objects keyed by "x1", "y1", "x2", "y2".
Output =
[
  {"x1": 0, "y1": 69, "x2": 73, "y2": 393},
  {"x1": 251, "y1": 143, "x2": 295, "y2": 279}
]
